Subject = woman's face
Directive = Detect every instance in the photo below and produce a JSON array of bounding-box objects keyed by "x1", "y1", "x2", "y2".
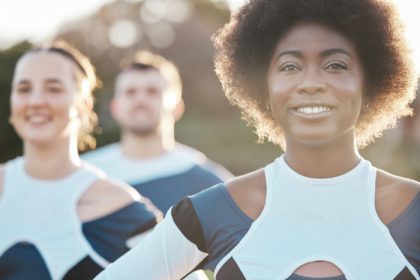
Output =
[
  {"x1": 267, "y1": 21, "x2": 365, "y2": 147},
  {"x1": 10, "y1": 52, "x2": 81, "y2": 147}
]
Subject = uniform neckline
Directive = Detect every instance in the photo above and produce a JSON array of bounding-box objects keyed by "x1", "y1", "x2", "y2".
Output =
[{"x1": 278, "y1": 155, "x2": 368, "y2": 185}]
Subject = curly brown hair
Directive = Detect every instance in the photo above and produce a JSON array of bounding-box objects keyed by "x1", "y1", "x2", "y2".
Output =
[
  {"x1": 213, "y1": 0, "x2": 417, "y2": 149},
  {"x1": 26, "y1": 40, "x2": 100, "y2": 151}
]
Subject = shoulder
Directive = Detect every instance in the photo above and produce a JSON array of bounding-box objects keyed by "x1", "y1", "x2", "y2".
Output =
[
  {"x1": 189, "y1": 164, "x2": 224, "y2": 182},
  {"x1": 225, "y1": 168, "x2": 266, "y2": 221},
  {"x1": 376, "y1": 169, "x2": 420, "y2": 196},
  {"x1": 81, "y1": 143, "x2": 119, "y2": 164},
  {"x1": 176, "y1": 143, "x2": 233, "y2": 180},
  {"x1": 77, "y1": 177, "x2": 140, "y2": 222},
  {"x1": 201, "y1": 159, "x2": 234, "y2": 181},
  {"x1": 375, "y1": 169, "x2": 420, "y2": 224}
]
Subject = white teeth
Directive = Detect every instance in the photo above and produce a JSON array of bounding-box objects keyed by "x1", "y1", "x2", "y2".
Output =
[
  {"x1": 296, "y1": 106, "x2": 331, "y2": 114},
  {"x1": 27, "y1": 115, "x2": 50, "y2": 124}
]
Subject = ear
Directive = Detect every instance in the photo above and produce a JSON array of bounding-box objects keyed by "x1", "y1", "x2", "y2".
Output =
[{"x1": 173, "y1": 99, "x2": 185, "y2": 122}]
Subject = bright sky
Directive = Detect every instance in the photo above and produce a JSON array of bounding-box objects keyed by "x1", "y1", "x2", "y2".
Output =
[
  {"x1": 0, "y1": 0, "x2": 419, "y2": 72},
  {"x1": 0, "y1": 0, "x2": 114, "y2": 48}
]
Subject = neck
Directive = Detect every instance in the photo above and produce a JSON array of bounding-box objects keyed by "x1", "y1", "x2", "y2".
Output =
[
  {"x1": 23, "y1": 137, "x2": 81, "y2": 180},
  {"x1": 284, "y1": 132, "x2": 360, "y2": 178},
  {"x1": 120, "y1": 129, "x2": 175, "y2": 159}
]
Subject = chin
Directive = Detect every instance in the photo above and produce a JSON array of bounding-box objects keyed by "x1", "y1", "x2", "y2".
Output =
[
  {"x1": 129, "y1": 126, "x2": 158, "y2": 136},
  {"x1": 20, "y1": 130, "x2": 62, "y2": 146},
  {"x1": 292, "y1": 131, "x2": 338, "y2": 147},
  {"x1": 24, "y1": 137, "x2": 55, "y2": 148}
]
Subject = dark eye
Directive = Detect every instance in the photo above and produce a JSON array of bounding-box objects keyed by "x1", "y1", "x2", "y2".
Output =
[
  {"x1": 325, "y1": 61, "x2": 348, "y2": 70},
  {"x1": 279, "y1": 62, "x2": 300, "y2": 72},
  {"x1": 125, "y1": 88, "x2": 136, "y2": 96},
  {"x1": 147, "y1": 87, "x2": 159, "y2": 96},
  {"x1": 47, "y1": 86, "x2": 64, "y2": 94},
  {"x1": 16, "y1": 86, "x2": 31, "y2": 94}
]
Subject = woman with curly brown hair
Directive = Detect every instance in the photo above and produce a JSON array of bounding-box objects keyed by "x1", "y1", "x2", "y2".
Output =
[
  {"x1": 96, "y1": 0, "x2": 420, "y2": 279},
  {"x1": 0, "y1": 41, "x2": 160, "y2": 280}
]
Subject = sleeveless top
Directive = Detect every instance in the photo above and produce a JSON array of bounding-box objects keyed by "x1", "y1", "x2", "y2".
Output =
[
  {"x1": 0, "y1": 158, "x2": 156, "y2": 280},
  {"x1": 215, "y1": 156, "x2": 419, "y2": 279}
]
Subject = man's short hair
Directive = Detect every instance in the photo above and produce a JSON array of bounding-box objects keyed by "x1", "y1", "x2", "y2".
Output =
[{"x1": 118, "y1": 51, "x2": 182, "y2": 103}]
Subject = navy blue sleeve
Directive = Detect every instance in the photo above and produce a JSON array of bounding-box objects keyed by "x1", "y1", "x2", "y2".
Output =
[
  {"x1": 82, "y1": 202, "x2": 157, "y2": 262},
  {"x1": 189, "y1": 184, "x2": 252, "y2": 270},
  {"x1": 388, "y1": 192, "x2": 420, "y2": 275}
]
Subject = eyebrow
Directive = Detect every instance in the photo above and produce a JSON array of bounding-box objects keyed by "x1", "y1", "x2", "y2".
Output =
[
  {"x1": 275, "y1": 48, "x2": 352, "y2": 61},
  {"x1": 44, "y1": 78, "x2": 64, "y2": 85},
  {"x1": 16, "y1": 78, "x2": 64, "y2": 85}
]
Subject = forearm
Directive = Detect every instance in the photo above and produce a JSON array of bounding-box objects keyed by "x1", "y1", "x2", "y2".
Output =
[{"x1": 95, "y1": 212, "x2": 208, "y2": 280}]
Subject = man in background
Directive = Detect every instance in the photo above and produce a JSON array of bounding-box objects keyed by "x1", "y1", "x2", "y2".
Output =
[{"x1": 83, "y1": 51, "x2": 232, "y2": 214}]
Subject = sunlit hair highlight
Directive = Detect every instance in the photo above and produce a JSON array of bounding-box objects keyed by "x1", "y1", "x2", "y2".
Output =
[{"x1": 213, "y1": 0, "x2": 418, "y2": 149}]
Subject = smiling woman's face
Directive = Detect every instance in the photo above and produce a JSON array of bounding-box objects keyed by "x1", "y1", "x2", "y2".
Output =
[
  {"x1": 10, "y1": 52, "x2": 81, "y2": 147},
  {"x1": 267, "y1": 21, "x2": 365, "y2": 148}
]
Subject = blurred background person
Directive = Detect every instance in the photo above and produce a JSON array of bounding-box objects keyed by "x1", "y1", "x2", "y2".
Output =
[
  {"x1": 83, "y1": 51, "x2": 232, "y2": 214},
  {"x1": 0, "y1": 41, "x2": 159, "y2": 280}
]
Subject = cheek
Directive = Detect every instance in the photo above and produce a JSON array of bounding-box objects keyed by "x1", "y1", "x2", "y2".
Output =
[
  {"x1": 10, "y1": 96, "x2": 25, "y2": 116},
  {"x1": 331, "y1": 76, "x2": 364, "y2": 110},
  {"x1": 113, "y1": 100, "x2": 131, "y2": 121},
  {"x1": 267, "y1": 72, "x2": 298, "y2": 103},
  {"x1": 268, "y1": 83, "x2": 292, "y2": 117},
  {"x1": 52, "y1": 97, "x2": 78, "y2": 119}
]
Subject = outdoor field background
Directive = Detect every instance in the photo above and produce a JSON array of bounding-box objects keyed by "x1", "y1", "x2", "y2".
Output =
[{"x1": 0, "y1": 0, "x2": 419, "y2": 180}]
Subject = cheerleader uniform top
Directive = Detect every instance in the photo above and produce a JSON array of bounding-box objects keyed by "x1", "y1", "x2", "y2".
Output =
[
  {"x1": 82, "y1": 143, "x2": 227, "y2": 213},
  {"x1": 95, "y1": 155, "x2": 420, "y2": 280},
  {"x1": 0, "y1": 157, "x2": 158, "y2": 280}
]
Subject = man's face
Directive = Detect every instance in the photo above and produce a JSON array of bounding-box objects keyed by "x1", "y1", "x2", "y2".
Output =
[{"x1": 112, "y1": 69, "x2": 169, "y2": 136}]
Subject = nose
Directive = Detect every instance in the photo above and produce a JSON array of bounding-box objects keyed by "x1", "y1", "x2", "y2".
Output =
[
  {"x1": 297, "y1": 68, "x2": 327, "y2": 95},
  {"x1": 28, "y1": 90, "x2": 47, "y2": 106}
]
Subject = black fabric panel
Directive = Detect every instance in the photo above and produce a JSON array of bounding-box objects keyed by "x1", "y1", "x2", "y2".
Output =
[
  {"x1": 0, "y1": 243, "x2": 52, "y2": 280},
  {"x1": 394, "y1": 267, "x2": 416, "y2": 280},
  {"x1": 62, "y1": 256, "x2": 103, "y2": 280},
  {"x1": 171, "y1": 197, "x2": 207, "y2": 253},
  {"x1": 216, "y1": 257, "x2": 246, "y2": 280}
]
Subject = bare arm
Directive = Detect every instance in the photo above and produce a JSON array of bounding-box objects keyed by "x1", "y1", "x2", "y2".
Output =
[{"x1": 77, "y1": 178, "x2": 141, "y2": 222}]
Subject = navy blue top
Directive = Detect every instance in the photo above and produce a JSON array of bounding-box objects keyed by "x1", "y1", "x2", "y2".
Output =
[
  {"x1": 189, "y1": 184, "x2": 420, "y2": 279},
  {"x1": 132, "y1": 165, "x2": 222, "y2": 213},
  {"x1": 0, "y1": 202, "x2": 157, "y2": 280}
]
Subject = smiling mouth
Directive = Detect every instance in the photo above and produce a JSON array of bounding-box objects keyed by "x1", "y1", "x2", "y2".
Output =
[
  {"x1": 290, "y1": 103, "x2": 336, "y2": 118},
  {"x1": 25, "y1": 115, "x2": 52, "y2": 124},
  {"x1": 296, "y1": 106, "x2": 332, "y2": 114}
]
